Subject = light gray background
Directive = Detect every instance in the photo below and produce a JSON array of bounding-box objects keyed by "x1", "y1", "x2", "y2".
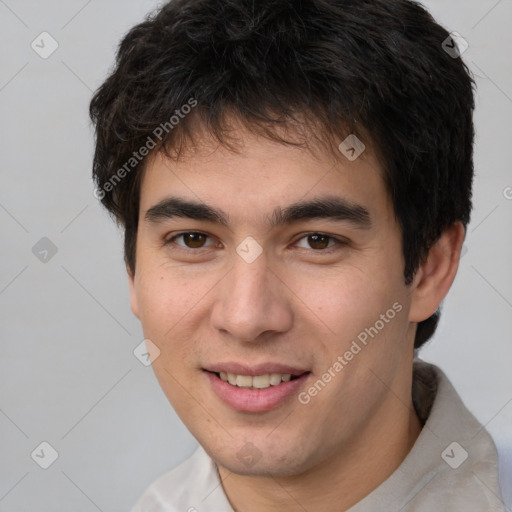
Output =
[{"x1": 1, "y1": 0, "x2": 511, "y2": 510}]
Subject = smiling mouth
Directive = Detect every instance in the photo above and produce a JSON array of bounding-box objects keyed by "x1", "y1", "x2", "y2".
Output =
[{"x1": 211, "y1": 371, "x2": 307, "y2": 390}]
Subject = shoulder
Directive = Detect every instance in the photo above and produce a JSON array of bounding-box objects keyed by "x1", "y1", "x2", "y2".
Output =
[
  {"x1": 130, "y1": 445, "x2": 221, "y2": 512},
  {"x1": 350, "y1": 361, "x2": 506, "y2": 511},
  {"x1": 406, "y1": 361, "x2": 505, "y2": 511}
]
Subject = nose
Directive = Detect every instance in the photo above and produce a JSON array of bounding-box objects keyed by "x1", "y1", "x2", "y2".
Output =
[{"x1": 210, "y1": 249, "x2": 293, "y2": 343}]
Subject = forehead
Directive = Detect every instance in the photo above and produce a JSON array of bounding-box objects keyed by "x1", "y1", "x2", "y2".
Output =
[{"x1": 138, "y1": 121, "x2": 394, "y2": 230}]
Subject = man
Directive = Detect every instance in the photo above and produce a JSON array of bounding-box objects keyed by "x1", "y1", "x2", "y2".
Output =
[{"x1": 89, "y1": 0, "x2": 506, "y2": 510}]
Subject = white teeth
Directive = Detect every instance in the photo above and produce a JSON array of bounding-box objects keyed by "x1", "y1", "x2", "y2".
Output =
[
  {"x1": 252, "y1": 374, "x2": 270, "y2": 389},
  {"x1": 236, "y1": 375, "x2": 253, "y2": 388},
  {"x1": 218, "y1": 372, "x2": 295, "y2": 389},
  {"x1": 269, "y1": 373, "x2": 283, "y2": 385}
]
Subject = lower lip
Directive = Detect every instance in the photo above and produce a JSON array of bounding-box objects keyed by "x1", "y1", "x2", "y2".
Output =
[{"x1": 205, "y1": 371, "x2": 310, "y2": 413}]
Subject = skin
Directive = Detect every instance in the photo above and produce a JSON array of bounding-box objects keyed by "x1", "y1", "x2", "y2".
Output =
[{"x1": 128, "y1": 119, "x2": 465, "y2": 511}]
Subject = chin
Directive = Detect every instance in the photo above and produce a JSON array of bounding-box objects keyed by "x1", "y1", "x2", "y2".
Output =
[{"x1": 207, "y1": 439, "x2": 314, "y2": 478}]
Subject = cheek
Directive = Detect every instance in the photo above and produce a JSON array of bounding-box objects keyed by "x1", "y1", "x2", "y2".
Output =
[
  {"x1": 135, "y1": 269, "x2": 201, "y2": 399},
  {"x1": 286, "y1": 264, "x2": 395, "y2": 337},
  {"x1": 133, "y1": 263, "x2": 216, "y2": 361},
  {"x1": 133, "y1": 267, "x2": 173, "y2": 347}
]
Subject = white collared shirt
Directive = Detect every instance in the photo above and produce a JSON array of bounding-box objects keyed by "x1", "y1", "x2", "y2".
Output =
[{"x1": 131, "y1": 361, "x2": 506, "y2": 511}]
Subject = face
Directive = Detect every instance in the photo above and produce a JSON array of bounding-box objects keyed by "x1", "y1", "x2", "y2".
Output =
[{"x1": 129, "y1": 123, "x2": 421, "y2": 478}]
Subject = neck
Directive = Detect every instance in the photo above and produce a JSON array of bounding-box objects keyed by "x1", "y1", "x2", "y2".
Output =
[{"x1": 218, "y1": 376, "x2": 423, "y2": 512}]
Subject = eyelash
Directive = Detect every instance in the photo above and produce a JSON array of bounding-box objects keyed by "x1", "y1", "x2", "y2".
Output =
[{"x1": 163, "y1": 231, "x2": 347, "y2": 254}]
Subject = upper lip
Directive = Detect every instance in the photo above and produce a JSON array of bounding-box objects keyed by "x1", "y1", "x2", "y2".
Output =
[{"x1": 204, "y1": 362, "x2": 310, "y2": 376}]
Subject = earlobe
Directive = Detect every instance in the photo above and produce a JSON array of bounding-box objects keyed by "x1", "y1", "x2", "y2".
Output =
[
  {"x1": 127, "y1": 264, "x2": 140, "y2": 319},
  {"x1": 408, "y1": 222, "x2": 466, "y2": 323}
]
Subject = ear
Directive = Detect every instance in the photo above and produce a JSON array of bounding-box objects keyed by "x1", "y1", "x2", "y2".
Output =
[
  {"x1": 127, "y1": 263, "x2": 140, "y2": 320},
  {"x1": 408, "y1": 221, "x2": 466, "y2": 322}
]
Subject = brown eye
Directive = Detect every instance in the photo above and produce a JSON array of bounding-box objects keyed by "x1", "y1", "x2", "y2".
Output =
[
  {"x1": 182, "y1": 233, "x2": 207, "y2": 248},
  {"x1": 295, "y1": 233, "x2": 348, "y2": 254},
  {"x1": 306, "y1": 234, "x2": 331, "y2": 250},
  {"x1": 167, "y1": 232, "x2": 215, "y2": 250}
]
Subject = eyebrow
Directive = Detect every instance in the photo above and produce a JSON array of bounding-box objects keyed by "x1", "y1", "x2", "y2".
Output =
[{"x1": 144, "y1": 196, "x2": 372, "y2": 230}]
